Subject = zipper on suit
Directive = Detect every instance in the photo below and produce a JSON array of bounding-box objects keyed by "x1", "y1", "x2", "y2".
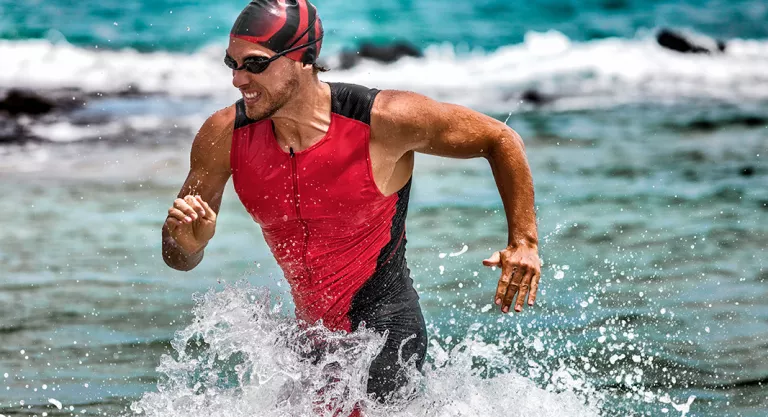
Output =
[{"x1": 289, "y1": 147, "x2": 310, "y2": 274}]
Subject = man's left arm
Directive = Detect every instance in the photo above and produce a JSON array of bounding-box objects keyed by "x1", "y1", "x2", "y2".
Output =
[{"x1": 371, "y1": 90, "x2": 541, "y2": 314}]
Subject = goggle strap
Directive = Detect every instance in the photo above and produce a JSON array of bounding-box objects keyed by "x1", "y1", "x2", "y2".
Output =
[
  {"x1": 274, "y1": 34, "x2": 324, "y2": 60},
  {"x1": 284, "y1": 15, "x2": 319, "y2": 50}
]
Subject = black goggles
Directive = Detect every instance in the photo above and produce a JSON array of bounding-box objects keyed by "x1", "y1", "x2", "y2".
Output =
[{"x1": 225, "y1": 17, "x2": 323, "y2": 74}]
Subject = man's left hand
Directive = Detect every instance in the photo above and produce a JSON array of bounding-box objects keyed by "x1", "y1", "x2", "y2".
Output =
[{"x1": 483, "y1": 245, "x2": 542, "y2": 313}]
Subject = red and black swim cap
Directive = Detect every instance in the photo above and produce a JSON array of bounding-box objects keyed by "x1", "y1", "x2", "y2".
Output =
[{"x1": 230, "y1": 0, "x2": 324, "y2": 65}]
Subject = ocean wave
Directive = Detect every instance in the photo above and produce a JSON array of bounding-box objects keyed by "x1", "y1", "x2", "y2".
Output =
[
  {"x1": 0, "y1": 39, "x2": 227, "y2": 96},
  {"x1": 3, "y1": 31, "x2": 768, "y2": 111}
]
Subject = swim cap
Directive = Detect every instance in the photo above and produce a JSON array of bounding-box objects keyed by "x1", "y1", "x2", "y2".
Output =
[{"x1": 230, "y1": 0, "x2": 324, "y2": 65}]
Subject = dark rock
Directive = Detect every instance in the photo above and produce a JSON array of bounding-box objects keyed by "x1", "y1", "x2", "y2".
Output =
[
  {"x1": 0, "y1": 117, "x2": 32, "y2": 144},
  {"x1": 115, "y1": 85, "x2": 146, "y2": 97},
  {"x1": 338, "y1": 52, "x2": 359, "y2": 71},
  {"x1": 687, "y1": 115, "x2": 767, "y2": 130},
  {"x1": 359, "y1": 41, "x2": 421, "y2": 61},
  {"x1": 688, "y1": 119, "x2": 717, "y2": 131},
  {"x1": 40, "y1": 88, "x2": 89, "y2": 112},
  {"x1": 742, "y1": 116, "x2": 767, "y2": 127},
  {"x1": 338, "y1": 41, "x2": 422, "y2": 70},
  {"x1": 740, "y1": 166, "x2": 755, "y2": 177},
  {"x1": 521, "y1": 89, "x2": 555, "y2": 105},
  {"x1": 0, "y1": 89, "x2": 56, "y2": 116},
  {"x1": 716, "y1": 40, "x2": 727, "y2": 52},
  {"x1": 656, "y1": 29, "x2": 726, "y2": 54}
]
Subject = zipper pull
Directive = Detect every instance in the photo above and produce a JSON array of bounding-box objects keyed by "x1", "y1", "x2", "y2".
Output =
[{"x1": 289, "y1": 147, "x2": 295, "y2": 157}]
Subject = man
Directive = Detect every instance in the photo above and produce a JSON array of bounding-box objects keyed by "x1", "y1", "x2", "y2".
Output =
[{"x1": 162, "y1": 0, "x2": 541, "y2": 404}]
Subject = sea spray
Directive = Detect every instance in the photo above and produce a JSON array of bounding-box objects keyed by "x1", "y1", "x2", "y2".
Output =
[
  {"x1": 130, "y1": 281, "x2": 605, "y2": 417},
  {"x1": 131, "y1": 283, "x2": 384, "y2": 416}
]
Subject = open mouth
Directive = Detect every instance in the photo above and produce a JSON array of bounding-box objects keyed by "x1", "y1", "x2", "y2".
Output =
[{"x1": 242, "y1": 91, "x2": 261, "y2": 104}]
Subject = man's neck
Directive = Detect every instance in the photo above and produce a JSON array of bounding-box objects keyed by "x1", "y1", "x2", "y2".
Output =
[{"x1": 271, "y1": 78, "x2": 331, "y2": 152}]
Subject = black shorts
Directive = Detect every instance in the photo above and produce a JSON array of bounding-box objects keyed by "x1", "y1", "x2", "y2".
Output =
[
  {"x1": 354, "y1": 291, "x2": 427, "y2": 402},
  {"x1": 298, "y1": 293, "x2": 427, "y2": 403},
  {"x1": 347, "y1": 240, "x2": 427, "y2": 402}
]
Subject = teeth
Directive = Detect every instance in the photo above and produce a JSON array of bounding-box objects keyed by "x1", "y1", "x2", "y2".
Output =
[{"x1": 243, "y1": 91, "x2": 259, "y2": 99}]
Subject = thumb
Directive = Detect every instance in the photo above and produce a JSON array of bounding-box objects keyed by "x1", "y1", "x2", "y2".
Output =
[
  {"x1": 483, "y1": 251, "x2": 501, "y2": 266},
  {"x1": 196, "y1": 195, "x2": 216, "y2": 221}
]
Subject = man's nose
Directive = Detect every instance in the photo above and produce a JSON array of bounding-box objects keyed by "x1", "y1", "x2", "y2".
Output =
[{"x1": 232, "y1": 69, "x2": 250, "y2": 89}]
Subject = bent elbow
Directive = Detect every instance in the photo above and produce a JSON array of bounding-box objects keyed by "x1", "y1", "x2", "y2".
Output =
[{"x1": 488, "y1": 127, "x2": 525, "y2": 160}]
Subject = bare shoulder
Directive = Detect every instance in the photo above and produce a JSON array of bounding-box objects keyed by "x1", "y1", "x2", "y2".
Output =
[
  {"x1": 371, "y1": 89, "x2": 438, "y2": 131},
  {"x1": 370, "y1": 89, "x2": 444, "y2": 154},
  {"x1": 191, "y1": 105, "x2": 236, "y2": 173},
  {"x1": 371, "y1": 89, "x2": 495, "y2": 138},
  {"x1": 371, "y1": 89, "x2": 519, "y2": 158}
]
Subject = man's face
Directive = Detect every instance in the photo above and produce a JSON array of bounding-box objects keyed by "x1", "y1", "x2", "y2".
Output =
[{"x1": 226, "y1": 38, "x2": 300, "y2": 120}]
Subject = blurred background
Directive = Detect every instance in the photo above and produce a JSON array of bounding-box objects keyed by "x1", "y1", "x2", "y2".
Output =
[{"x1": 0, "y1": 0, "x2": 766, "y2": 416}]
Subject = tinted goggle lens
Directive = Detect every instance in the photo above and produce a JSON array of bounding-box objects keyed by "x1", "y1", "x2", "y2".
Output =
[{"x1": 224, "y1": 55, "x2": 271, "y2": 74}]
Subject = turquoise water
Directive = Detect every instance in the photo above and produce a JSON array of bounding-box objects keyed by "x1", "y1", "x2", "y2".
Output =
[
  {"x1": 1, "y1": 0, "x2": 767, "y2": 416},
  {"x1": 2, "y1": 0, "x2": 768, "y2": 52}
]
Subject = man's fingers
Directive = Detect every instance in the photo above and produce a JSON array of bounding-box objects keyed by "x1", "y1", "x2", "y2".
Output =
[
  {"x1": 168, "y1": 207, "x2": 192, "y2": 223},
  {"x1": 501, "y1": 279, "x2": 519, "y2": 313},
  {"x1": 494, "y1": 255, "x2": 515, "y2": 306},
  {"x1": 528, "y1": 272, "x2": 541, "y2": 306},
  {"x1": 196, "y1": 195, "x2": 216, "y2": 221},
  {"x1": 184, "y1": 195, "x2": 205, "y2": 218},
  {"x1": 494, "y1": 270, "x2": 510, "y2": 306},
  {"x1": 173, "y1": 198, "x2": 198, "y2": 220},
  {"x1": 502, "y1": 265, "x2": 527, "y2": 313},
  {"x1": 483, "y1": 251, "x2": 501, "y2": 266},
  {"x1": 514, "y1": 271, "x2": 534, "y2": 312}
]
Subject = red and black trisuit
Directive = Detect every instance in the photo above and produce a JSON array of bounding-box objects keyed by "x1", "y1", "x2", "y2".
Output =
[{"x1": 231, "y1": 82, "x2": 427, "y2": 399}]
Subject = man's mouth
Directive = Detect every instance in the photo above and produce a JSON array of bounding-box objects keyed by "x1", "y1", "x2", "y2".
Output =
[{"x1": 242, "y1": 91, "x2": 261, "y2": 104}]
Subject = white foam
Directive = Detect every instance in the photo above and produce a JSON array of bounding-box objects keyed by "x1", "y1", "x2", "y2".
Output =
[
  {"x1": 449, "y1": 245, "x2": 469, "y2": 257},
  {"x1": 26, "y1": 121, "x2": 125, "y2": 143},
  {"x1": 22, "y1": 113, "x2": 203, "y2": 143},
  {"x1": 47, "y1": 398, "x2": 62, "y2": 410},
  {"x1": 130, "y1": 282, "x2": 603, "y2": 417},
  {"x1": 4, "y1": 31, "x2": 768, "y2": 112},
  {"x1": 0, "y1": 40, "x2": 228, "y2": 96},
  {"x1": 326, "y1": 31, "x2": 768, "y2": 111}
]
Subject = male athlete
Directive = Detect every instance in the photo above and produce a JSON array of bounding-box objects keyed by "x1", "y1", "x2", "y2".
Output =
[{"x1": 162, "y1": 0, "x2": 541, "y2": 404}]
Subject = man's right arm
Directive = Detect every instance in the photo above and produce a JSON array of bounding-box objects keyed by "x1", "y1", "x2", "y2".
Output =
[{"x1": 162, "y1": 106, "x2": 235, "y2": 271}]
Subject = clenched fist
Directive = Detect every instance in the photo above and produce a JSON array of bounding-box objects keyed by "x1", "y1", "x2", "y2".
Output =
[{"x1": 165, "y1": 195, "x2": 217, "y2": 255}]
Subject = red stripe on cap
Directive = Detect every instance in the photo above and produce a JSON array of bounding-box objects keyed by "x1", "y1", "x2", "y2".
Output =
[
  {"x1": 284, "y1": 0, "x2": 310, "y2": 61},
  {"x1": 266, "y1": 1, "x2": 290, "y2": 44},
  {"x1": 230, "y1": 34, "x2": 269, "y2": 44}
]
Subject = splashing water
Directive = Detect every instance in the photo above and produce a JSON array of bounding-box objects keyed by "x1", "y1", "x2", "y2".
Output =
[{"x1": 129, "y1": 281, "x2": 604, "y2": 417}]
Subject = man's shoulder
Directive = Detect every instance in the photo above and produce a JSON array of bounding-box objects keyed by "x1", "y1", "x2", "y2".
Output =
[
  {"x1": 194, "y1": 105, "x2": 238, "y2": 147},
  {"x1": 370, "y1": 89, "x2": 436, "y2": 132},
  {"x1": 190, "y1": 105, "x2": 237, "y2": 171},
  {"x1": 203, "y1": 105, "x2": 237, "y2": 136}
]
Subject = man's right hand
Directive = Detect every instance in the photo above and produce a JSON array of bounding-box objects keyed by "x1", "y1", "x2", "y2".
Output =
[{"x1": 165, "y1": 195, "x2": 217, "y2": 255}]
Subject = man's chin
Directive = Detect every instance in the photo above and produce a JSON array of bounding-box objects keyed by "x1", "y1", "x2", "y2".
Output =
[{"x1": 244, "y1": 103, "x2": 276, "y2": 121}]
